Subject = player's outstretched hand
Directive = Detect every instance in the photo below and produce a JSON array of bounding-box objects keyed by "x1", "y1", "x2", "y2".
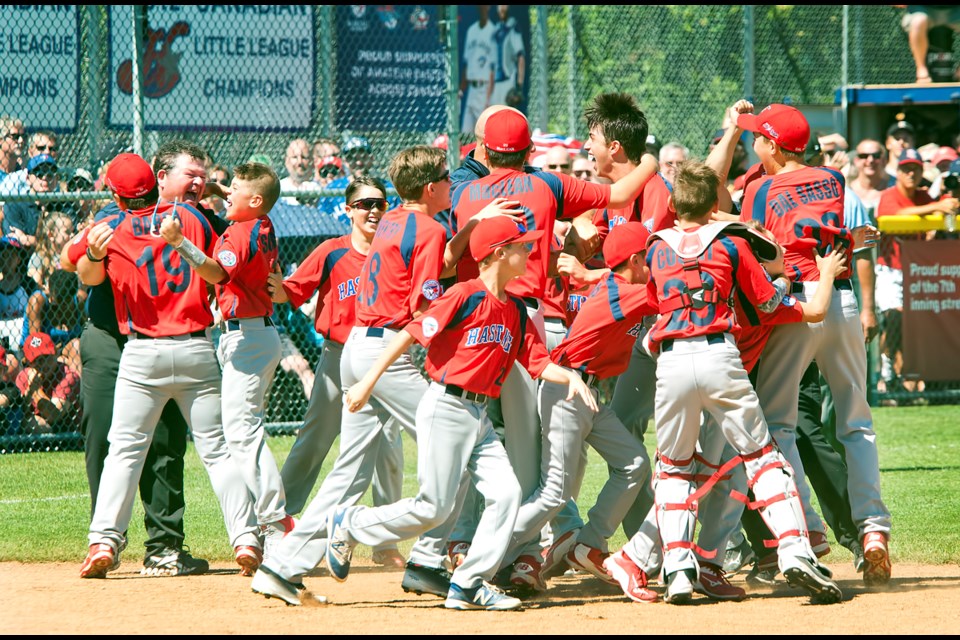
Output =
[
  {"x1": 556, "y1": 252, "x2": 587, "y2": 280},
  {"x1": 724, "y1": 100, "x2": 754, "y2": 129},
  {"x1": 474, "y1": 197, "x2": 524, "y2": 223},
  {"x1": 86, "y1": 221, "x2": 114, "y2": 260},
  {"x1": 815, "y1": 249, "x2": 847, "y2": 279},
  {"x1": 566, "y1": 373, "x2": 598, "y2": 412},
  {"x1": 850, "y1": 224, "x2": 879, "y2": 250},
  {"x1": 267, "y1": 271, "x2": 288, "y2": 303},
  {"x1": 345, "y1": 378, "x2": 375, "y2": 413},
  {"x1": 160, "y1": 215, "x2": 184, "y2": 246}
]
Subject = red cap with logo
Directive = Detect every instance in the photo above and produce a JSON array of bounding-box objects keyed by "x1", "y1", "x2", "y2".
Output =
[
  {"x1": 470, "y1": 216, "x2": 544, "y2": 262},
  {"x1": 105, "y1": 153, "x2": 157, "y2": 199},
  {"x1": 316, "y1": 155, "x2": 343, "y2": 170},
  {"x1": 484, "y1": 110, "x2": 532, "y2": 153},
  {"x1": 603, "y1": 222, "x2": 651, "y2": 269},
  {"x1": 737, "y1": 104, "x2": 810, "y2": 154},
  {"x1": 23, "y1": 332, "x2": 56, "y2": 363}
]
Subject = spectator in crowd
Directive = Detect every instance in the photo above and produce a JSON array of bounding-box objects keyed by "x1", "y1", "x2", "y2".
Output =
[
  {"x1": 817, "y1": 132, "x2": 852, "y2": 177},
  {"x1": 901, "y1": 5, "x2": 960, "y2": 83},
  {"x1": 875, "y1": 148, "x2": 958, "y2": 392},
  {"x1": 340, "y1": 136, "x2": 375, "y2": 179},
  {"x1": 64, "y1": 168, "x2": 97, "y2": 227},
  {"x1": 201, "y1": 164, "x2": 231, "y2": 217},
  {"x1": 27, "y1": 211, "x2": 74, "y2": 289},
  {"x1": 927, "y1": 146, "x2": 959, "y2": 198},
  {"x1": 315, "y1": 155, "x2": 344, "y2": 188},
  {"x1": 312, "y1": 138, "x2": 342, "y2": 177},
  {"x1": 0, "y1": 343, "x2": 22, "y2": 434},
  {"x1": 645, "y1": 133, "x2": 661, "y2": 158},
  {"x1": 3, "y1": 154, "x2": 61, "y2": 248},
  {"x1": 572, "y1": 152, "x2": 598, "y2": 183},
  {"x1": 658, "y1": 141, "x2": 689, "y2": 187},
  {"x1": 543, "y1": 145, "x2": 573, "y2": 175},
  {"x1": 23, "y1": 268, "x2": 85, "y2": 373},
  {"x1": 15, "y1": 331, "x2": 80, "y2": 434},
  {"x1": 884, "y1": 121, "x2": 916, "y2": 185},
  {"x1": 0, "y1": 238, "x2": 31, "y2": 344},
  {"x1": 0, "y1": 116, "x2": 25, "y2": 181},
  {"x1": 851, "y1": 139, "x2": 888, "y2": 214},
  {"x1": 279, "y1": 139, "x2": 320, "y2": 205},
  {"x1": 0, "y1": 130, "x2": 61, "y2": 198}
]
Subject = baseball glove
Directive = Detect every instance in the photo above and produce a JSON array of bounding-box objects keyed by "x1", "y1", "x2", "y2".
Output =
[{"x1": 505, "y1": 87, "x2": 523, "y2": 107}]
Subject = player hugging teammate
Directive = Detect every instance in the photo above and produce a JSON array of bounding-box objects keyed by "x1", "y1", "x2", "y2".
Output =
[{"x1": 75, "y1": 96, "x2": 888, "y2": 610}]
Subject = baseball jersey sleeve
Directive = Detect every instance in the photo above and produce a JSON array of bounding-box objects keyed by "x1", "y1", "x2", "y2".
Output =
[
  {"x1": 66, "y1": 227, "x2": 92, "y2": 264},
  {"x1": 282, "y1": 241, "x2": 333, "y2": 310},
  {"x1": 405, "y1": 283, "x2": 469, "y2": 348},
  {"x1": 408, "y1": 220, "x2": 447, "y2": 317},
  {"x1": 555, "y1": 172, "x2": 612, "y2": 219},
  {"x1": 731, "y1": 236, "x2": 778, "y2": 307},
  {"x1": 213, "y1": 225, "x2": 252, "y2": 282}
]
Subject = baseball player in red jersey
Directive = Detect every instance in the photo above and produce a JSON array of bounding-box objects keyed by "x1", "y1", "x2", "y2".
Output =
[
  {"x1": 252, "y1": 146, "x2": 521, "y2": 603},
  {"x1": 74, "y1": 154, "x2": 258, "y2": 578},
  {"x1": 738, "y1": 104, "x2": 892, "y2": 586},
  {"x1": 641, "y1": 161, "x2": 841, "y2": 605},
  {"x1": 312, "y1": 217, "x2": 597, "y2": 612},
  {"x1": 451, "y1": 107, "x2": 658, "y2": 573},
  {"x1": 158, "y1": 161, "x2": 293, "y2": 574},
  {"x1": 269, "y1": 175, "x2": 407, "y2": 568}
]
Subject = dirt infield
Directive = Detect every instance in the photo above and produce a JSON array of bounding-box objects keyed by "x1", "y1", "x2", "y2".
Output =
[{"x1": 5, "y1": 559, "x2": 957, "y2": 635}]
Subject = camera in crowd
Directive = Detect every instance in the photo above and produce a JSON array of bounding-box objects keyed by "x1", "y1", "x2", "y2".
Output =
[{"x1": 943, "y1": 159, "x2": 960, "y2": 195}]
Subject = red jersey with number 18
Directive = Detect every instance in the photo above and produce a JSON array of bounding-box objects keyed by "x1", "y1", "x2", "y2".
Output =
[
  {"x1": 355, "y1": 208, "x2": 447, "y2": 329},
  {"x1": 282, "y1": 235, "x2": 366, "y2": 344},
  {"x1": 646, "y1": 228, "x2": 776, "y2": 353},
  {"x1": 67, "y1": 202, "x2": 218, "y2": 337},
  {"x1": 214, "y1": 216, "x2": 278, "y2": 319},
  {"x1": 740, "y1": 166, "x2": 853, "y2": 282},
  {"x1": 404, "y1": 279, "x2": 551, "y2": 398}
]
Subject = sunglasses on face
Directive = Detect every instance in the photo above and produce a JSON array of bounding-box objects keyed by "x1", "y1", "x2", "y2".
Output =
[
  {"x1": 574, "y1": 169, "x2": 593, "y2": 178},
  {"x1": 35, "y1": 144, "x2": 58, "y2": 153},
  {"x1": 4, "y1": 133, "x2": 24, "y2": 141},
  {"x1": 319, "y1": 166, "x2": 340, "y2": 178},
  {"x1": 547, "y1": 164, "x2": 570, "y2": 170},
  {"x1": 857, "y1": 152, "x2": 883, "y2": 161},
  {"x1": 32, "y1": 170, "x2": 57, "y2": 180},
  {"x1": 349, "y1": 197, "x2": 387, "y2": 211},
  {"x1": 431, "y1": 169, "x2": 450, "y2": 183}
]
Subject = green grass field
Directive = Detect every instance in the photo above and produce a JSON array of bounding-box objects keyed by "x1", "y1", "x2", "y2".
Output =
[{"x1": 1, "y1": 406, "x2": 958, "y2": 566}]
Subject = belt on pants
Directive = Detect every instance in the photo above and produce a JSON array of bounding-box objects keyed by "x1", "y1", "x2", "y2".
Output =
[
  {"x1": 577, "y1": 370, "x2": 599, "y2": 387},
  {"x1": 660, "y1": 333, "x2": 725, "y2": 353},
  {"x1": 360, "y1": 326, "x2": 400, "y2": 338},
  {"x1": 468, "y1": 80, "x2": 486, "y2": 88},
  {"x1": 222, "y1": 316, "x2": 274, "y2": 332},
  {"x1": 790, "y1": 279, "x2": 852, "y2": 294},
  {"x1": 441, "y1": 383, "x2": 490, "y2": 404},
  {"x1": 131, "y1": 329, "x2": 208, "y2": 340}
]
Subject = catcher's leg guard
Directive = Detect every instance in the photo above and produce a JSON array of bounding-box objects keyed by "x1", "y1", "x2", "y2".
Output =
[{"x1": 655, "y1": 454, "x2": 700, "y2": 578}]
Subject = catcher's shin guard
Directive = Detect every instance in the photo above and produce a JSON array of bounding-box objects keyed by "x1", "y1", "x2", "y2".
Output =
[{"x1": 654, "y1": 454, "x2": 700, "y2": 576}]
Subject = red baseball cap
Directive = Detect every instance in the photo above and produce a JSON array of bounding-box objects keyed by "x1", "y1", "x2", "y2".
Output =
[
  {"x1": 737, "y1": 104, "x2": 810, "y2": 154},
  {"x1": 105, "y1": 153, "x2": 157, "y2": 199},
  {"x1": 933, "y1": 146, "x2": 958, "y2": 167},
  {"x1": 603, "y1": 221, "x2": 651, "y2": 269},
  {"x1": 23, "y1": 332, "x2": 56, "y2": 363},
  {"x1": 484, "y1": 110, "x2": 532, "y2": 153},
  {"x1": 470, "y1": 217, "x2": 544, "y2": 262},
  {"x1": 316, "y1": 155, "x2": 342, "y2": 170}
]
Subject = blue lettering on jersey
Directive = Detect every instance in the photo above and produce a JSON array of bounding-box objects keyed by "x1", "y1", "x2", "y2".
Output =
[
  {"x1": 627, "y1": 322, "x2": 644, "y2": 338},
  {"x1": 607, "y1": 215, "x2": 627, "y2": 230},
  {"x1": 337, "y1": 276, "x2": 360, "y2": 301},
  {"x1": 770, "y1": 191, "x2": 799, "y2": 218},
  {"x1": 469, "y1": 176, "x2": 534, "y2": 201},
  {"x1": 131, "y1": 216, "x2": 152, "y2": 237},
  {"x1": 374, "y1": 218, "x2": 402, "y2": 241},
  {"x1": 464, "y1": 324, "x2": 514, "y2": 353},
  {"x1": 567, "y1": 294, "x2": 586, "y2": 313},
  {"x1": 795, "y1": 178, "x2": 841, "y2": 204}
]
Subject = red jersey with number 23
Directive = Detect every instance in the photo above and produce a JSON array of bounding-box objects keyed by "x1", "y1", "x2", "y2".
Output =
[
  {"x1": 404, "y1": 279, "x2": 551, "y2": 398},
  {"x1": 740, "y1": 166, "x2": 853, "y2": 281},
  {"x1": 355, "y1": 208, "x2": 447, "y2": 329},
  {"x1": 646, "y1": 228, "x2": 776, "y2": 353},
  {"x1": 282, "y1": 235, "x2": 366, "y2": 344},
  {"x1": 68, "y1": 202, "x2": 218, "y2": 337},
  {"x1": 214, "y1": 216, "x2": 278, "y2": 319}
]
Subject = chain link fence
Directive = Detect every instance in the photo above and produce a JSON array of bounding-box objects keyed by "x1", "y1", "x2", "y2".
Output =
[{"x1": 0, "y1": 5, "x2": 955, "y2": 452}]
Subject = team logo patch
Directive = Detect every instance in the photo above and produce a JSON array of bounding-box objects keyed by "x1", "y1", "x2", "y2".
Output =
[
  {"x1": 29, "y1": 336, "x2": 42, "y2": 348},
  {"x1": 422, "y1": 317, "x2": 439, "y2": 338},
  {"x1": 218, "y1": 250, "x2": 238, "y2": 267},
  {"x1": 783, "y1": 295, "x2": 797, "y2": 307},
  {"x1": 421, "y1": 279, "x2": 442, "y2": 301}
]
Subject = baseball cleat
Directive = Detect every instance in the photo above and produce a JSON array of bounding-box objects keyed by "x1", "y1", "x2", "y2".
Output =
[
  {"x1": 251, "y1": 566, "x2": 304, "y2": 607},
  {"x1": 809, "y1": 530, "x2": 831, "y2": 559},
  {"x1": 142, "y1": 545, "x2": 210, "y2": 577},
  {"x1": 664, "y1": 568, "x2": 696, "y2": 605},
  {"x1": 783, "y1": 556, "x2": 843, "y2": 604},
  {"x1": 541, "y1": 528, "x2": 579, "y2": 579},
  {"x1": 862, "y1": 531, "x2": 891, "y2": 586},
  {"x1": 746, "y1": 551, "x2": 779, "y2": 586},
  {"x1": 235, "y1": 545, "x2": 263, "y2": 577},
  {"x1": 447, "y1": 541, "x2": 471, "y2": 570},
  {"x1": 401, "y1": 562, "x2": 452, "y2": 597},
  {"x1": 603, "y1": 550, "x2": 658, "y2": 603},
  {"x1": 722, "y1": 536, "x2": 756, "y2": 575},
  {"x1": 695, "y1": 563, "x2": 746, "y2": 601},
  {"x1": 325, "y1": 507, "x2": 353, "y2": 582},
  {"x1": 261, "y1": 515, "x2": 297, "y2": 565},
  {"x1": 851, "y1": 541, "x2": 865, "y2": 573},
  {"x1": 80, "y1": 543, "x2": 116, "y2": 579},
  {"x1": 566, "y1": 543, "x2": 617, "y2": 585},
  {"x1": 510, "y1": 554, "x2": 546, "y2": 592},
  {"x1": 372, "y1": 548, "x2": 406, "y2": 570},
  {"x1": 444, "y1": 582, "x2": 523, "y2": 611}
]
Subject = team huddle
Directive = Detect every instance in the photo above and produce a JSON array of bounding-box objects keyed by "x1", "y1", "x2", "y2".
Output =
[{"x1": 72, "y1": 93, "x2": 890, "y2": 611}]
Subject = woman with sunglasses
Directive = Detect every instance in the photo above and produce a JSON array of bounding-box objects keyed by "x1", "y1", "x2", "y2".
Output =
[{"x1": 267, "y1": 175, "x2": 407, "y2": 569}]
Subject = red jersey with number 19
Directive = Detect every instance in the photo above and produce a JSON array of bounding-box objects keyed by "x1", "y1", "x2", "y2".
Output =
[
  {"x1": 355, "y1": 208, "x2": 447, "y2": 329},
  {"x1": 214, "y1": 216, "x2": 278, "y2": 319},
  {"x1": 67, "y1": 202, "x2": 218, "y2": 337},
  {"x1": 404, "y1": 279, "x2": 551, "y2": 398},
  {"x1": 646, "y1": 229, "x2": 775, "y2": 353},
  {"x1": 551, "y1": 272, "x2": 658, "y2": 378},
  {"x1": 282, "y1": 235, "x2": 366, "y2": 344},
  {"x1": 740, "y1": 166, "x2": 853, "y2": 282}
]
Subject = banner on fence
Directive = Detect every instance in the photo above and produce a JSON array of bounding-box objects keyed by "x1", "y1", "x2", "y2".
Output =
[
  {"x1": 0, "y1": 5, "x2": 79, "y2": 132},
  {"x1": 902, "y1": 239, "x2": 960, "y2": 381},
  {"x1": 108, "y1": 5, "x2": 315, "y2": 131},
  {"x1": 334, "y1": 5, "x2": 446, "y2": 132}
]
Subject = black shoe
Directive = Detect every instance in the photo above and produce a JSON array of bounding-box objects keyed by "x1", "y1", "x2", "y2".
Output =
[
  {"x1": 401, "y1": 562, "x2": 452, "y2": 598},
  {"x1": 783, "y1": 557, "x2": 843, "y2": 605},
  {"x1": 141, "y1": 545, "x2": 210, "y2": 577}
]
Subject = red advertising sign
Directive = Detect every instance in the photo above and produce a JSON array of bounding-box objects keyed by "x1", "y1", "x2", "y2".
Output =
[{"x1": 901, "y1": 239, "x2": 960, "y2": 381}]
